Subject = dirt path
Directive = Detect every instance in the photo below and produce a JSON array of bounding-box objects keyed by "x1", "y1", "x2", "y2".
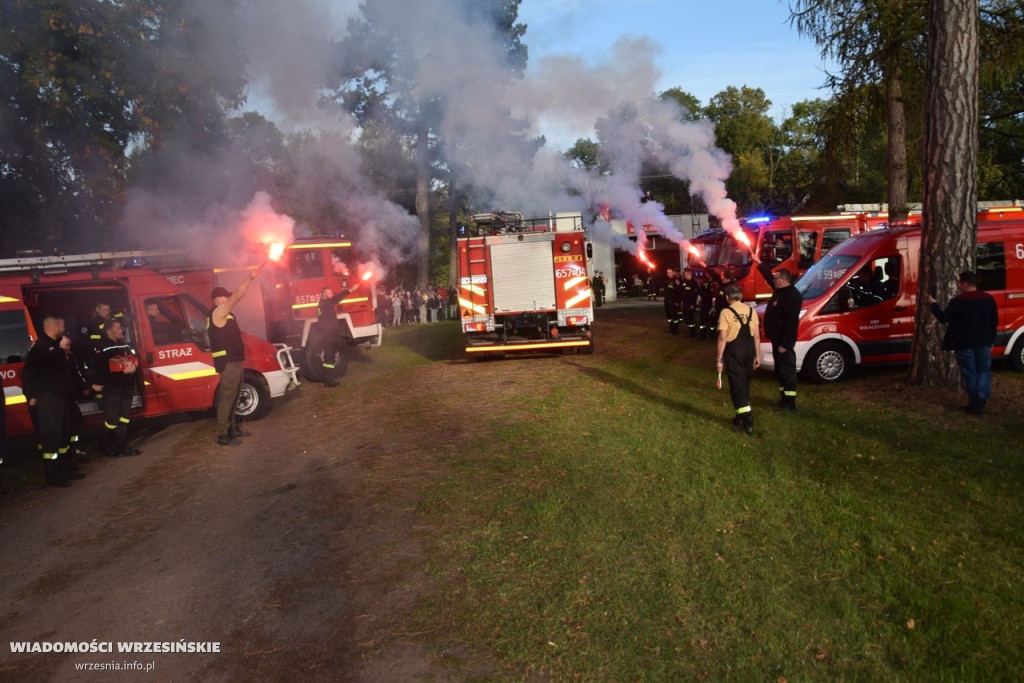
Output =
[{"x1": 0, "y1": 355, "x2": 480, "y2": 681}]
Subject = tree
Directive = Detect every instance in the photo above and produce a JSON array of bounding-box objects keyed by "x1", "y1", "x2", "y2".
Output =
[
  {"x1": 908, "y1": 0, "x2": 980, "y2": 389},
  {"x1": 703, "y1": 86, "x2": 777, "y2": 212},
  {"x1": 790, "y1": 0, "x2": 927, "y2": 222},
  {"x1": 0, "y1": 0, "x2": 247, "y2": 255},
  {"x1": 327, "y1": 0, "x2": 528, "y2": 286}
]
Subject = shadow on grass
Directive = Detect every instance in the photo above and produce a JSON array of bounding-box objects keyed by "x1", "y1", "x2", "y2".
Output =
[{"x1": 565, "y1": 360, "x2": 724, "y2": 426}]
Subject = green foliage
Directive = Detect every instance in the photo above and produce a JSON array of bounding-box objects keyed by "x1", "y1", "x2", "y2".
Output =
[{"x1": 0, "y1": 0, "x2": 248, "y2": 254}]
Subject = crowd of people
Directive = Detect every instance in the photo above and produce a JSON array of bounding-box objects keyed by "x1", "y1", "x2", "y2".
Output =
[{"x1": 374, "y1": 285, "x2": 458, "y2": 326}]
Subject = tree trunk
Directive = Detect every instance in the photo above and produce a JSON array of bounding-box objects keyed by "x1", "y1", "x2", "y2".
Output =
[
  {"x1": 885, "y1": 61, "x2": 909, "y2": 222},
  {"x1": 907, "y1": 0, "x2": 980, "y2": 388},
  {"x1": 414, "y1": 132, "x2": 431, "y2": 288}
]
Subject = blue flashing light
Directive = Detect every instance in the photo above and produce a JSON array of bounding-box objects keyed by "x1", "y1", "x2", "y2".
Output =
[{"x1": 746, "y1": 216, "x2": 772, "y2": 224}]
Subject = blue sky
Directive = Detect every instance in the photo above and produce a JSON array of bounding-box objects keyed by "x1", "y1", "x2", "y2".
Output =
[{"x1": 518, "y1": 0, "x2": 834, "y2": 114}]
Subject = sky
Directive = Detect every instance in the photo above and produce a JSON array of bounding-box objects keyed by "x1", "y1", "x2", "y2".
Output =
[{"x1": 517, "y1": 0, "x2": 835, "y2": 146}]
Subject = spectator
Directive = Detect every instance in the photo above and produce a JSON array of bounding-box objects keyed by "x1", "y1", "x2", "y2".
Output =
[{"x1": 928, "y1": 271, "x2": 999, "y2": 415}]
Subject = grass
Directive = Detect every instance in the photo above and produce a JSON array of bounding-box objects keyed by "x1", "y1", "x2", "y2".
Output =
[{"x1": 384, "y1": 309, "x2": 1024, "y2": 680}]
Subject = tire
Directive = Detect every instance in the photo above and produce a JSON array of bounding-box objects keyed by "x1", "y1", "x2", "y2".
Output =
[
  {"x1": 1011, "y1": 335, "x2": 1024, "y2": 372},
  {"x1": 803, "y1": 341, "x2": 853, "y2": 384},
  {"x1": 581, "y1": 329, "x2": 594, "y2": 355},
  {"x1": 301, "y1": 331, "x2": 346, "y2": 383},
  {"x1": 236, "y1": 371, "x2": 271, "y2": 420}
]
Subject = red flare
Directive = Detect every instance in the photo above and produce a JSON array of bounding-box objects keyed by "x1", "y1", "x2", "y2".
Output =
[{"x1": 361, "y1": 271, "x2": 373, "y2": 282}]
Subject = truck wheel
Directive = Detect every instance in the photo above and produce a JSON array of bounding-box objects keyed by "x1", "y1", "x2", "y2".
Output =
[
  {"x1": 803, "y1": 341, "x2": 852, "y2": 384},
  {"x1": 581, "y1": 330, "x2": 595, "y2": 355},
  {"x1": 301, "y1": 333, "x2": 346, "y2": 382},
  {"x1": 236, "y1": 371, "x2": 271, "y2": 420},
  {"x1": 1012, "y1": 336, "x2": 1024, "y2": 372}
]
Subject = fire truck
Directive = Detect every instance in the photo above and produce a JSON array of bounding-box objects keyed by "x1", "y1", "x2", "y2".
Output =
[
  {"x1": 758, "y1": 207, "x2": 1024, "y2": 383},
  {"x1": 457, "y1": 211, "x2": 595, "y2": 355},
  {"x1": 0, "y1": 251, "x2": 300, "y2": 440},
  {"x1": 685, "y1": 213, "x2": 892, "y2": 301},
  {"x1": 155, "y1": 237, "x2": 382, "y2": 382}
]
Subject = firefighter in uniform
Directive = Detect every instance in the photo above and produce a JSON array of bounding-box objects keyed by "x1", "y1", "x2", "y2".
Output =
[
  {"x1": 22, "y1": 316, "x2": 82, "y2": 487},
  {"x1": 83, "y1": 300, "x2": 111, "y2": 345},
  {"x1": 704, "y1": 268, "x2": 734, "y2": 341},
  {"x1": 317, "y1": 279, "x2": 360, "y2": 387},
  {"x1": 208, "y1": 269, "x2": 261, "y2": 446},
  {"x1": 756, "y1": 257, "x2": 803, "y2": 411},
  {"x1": 680, "y1": 269, "x2": 700, "y2": 337},
  {"x1": 716, "y1": 284, "x2": 760, "y2": 434},
  {"x1": 663, "y1": 268, "x2": 682, "y2": 334},
  {"x1": 697, "y1": 271, "x2": 715, "y2": 339},
  {"x1": 89, "y1": 319, "x2": 141, "y2": 457}
]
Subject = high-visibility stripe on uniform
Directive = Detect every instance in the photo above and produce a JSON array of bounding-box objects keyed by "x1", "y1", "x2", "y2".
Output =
[{"x1": 212, "y1": 350, "x2": 227, "y2": 357}]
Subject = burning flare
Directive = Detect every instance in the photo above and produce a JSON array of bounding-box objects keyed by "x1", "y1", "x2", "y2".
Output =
[
  {"x1": 636, "y1": 247, "x2": 655, "y2": 269},
  {"x1": 361, "y1": 270, "x2": 373, "y2": 282},
  {"x1": 268, "y1": 242, "x2": 285, "y2": 261}
]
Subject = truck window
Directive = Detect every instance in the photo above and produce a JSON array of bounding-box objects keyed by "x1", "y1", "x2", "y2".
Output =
[
  {"x1": 760, "y1": 231, "x2": 792, "y2": 265},
  {"x1": 0, "y1": 309, "x2": 31, "y2": 363},
  {"x1": 826, "y1": 255, "x2": 901, "y2": 313},
  {"x1": 976, "y1": 242, "x2": 1006, "y2": 291},
  {"x1": 290, "y1": 251, "x2": 324, "y2": 281},
  {"x1": 797, "y1": 231, "x2": 818, "y2": 269},
  {"x1": 180, "y1": 295, "x2": 212, "y2": 352},
  {"x1": 796, "y1": 253, "x2": 860, "y2": 301},
  {"x1": 145, "y1": 298, "x2": 188, "y2": 346},
  {"x1": 821, "y1": 228, "x2": 852, "y2": 256}
]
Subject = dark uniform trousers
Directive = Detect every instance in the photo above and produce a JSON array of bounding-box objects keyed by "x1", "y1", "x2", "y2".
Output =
[
  {"x1": 725, "y1": 338, "x2": 755, "y2": 415},
  {"x1": 100, "y1": 385, "x2": 133, "y2": 453},
  {"x1": 217, "y1": 360, "x2": 243, "y2": 436},
  {"x1": 772, "y1": 346, "x2": 798, "y2": 400}
]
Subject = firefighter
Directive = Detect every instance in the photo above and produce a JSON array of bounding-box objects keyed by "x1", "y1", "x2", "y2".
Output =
[
  {"x1": 317, "y1": 278, "x2": 360, "y2": 388},
  {"x1": 89, "y1": 319, "x2": 141, "y2": 457},
  {"x1": 83, "y1": 300, "x2": 111, "y2": 345},
  {"x1": 697, "y1": 271, "x2": 715, "y2": 340},
  {"x1": 716, "y1": 284, "x2": 760, "y2": 434},
  {"x1": 22, "y1": 316, "x2": 82, "y2": 487},
  {"x1": 755, "y1": 256, "x2": 803, "y2": 411},
  {"x1": 208, "y1": 269, "x2": 261, "y2": 446},
  {"x1": 663, "y1": 268, "x2": 682, "y2": 334},
  {"x1": 680, "y1": 269, "x2": 700, "y2": 337}
]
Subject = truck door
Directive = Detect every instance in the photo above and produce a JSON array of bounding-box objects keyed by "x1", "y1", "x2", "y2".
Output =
[
  {"x1": 823, "y1": 254, "x2": 910, "y2": 364},
  {"x1": 0, "y1": 285, "x2": 34, "y2": 438},
  {"x1": 140, "y1": 294, "x2": 219, "y2": 414}
]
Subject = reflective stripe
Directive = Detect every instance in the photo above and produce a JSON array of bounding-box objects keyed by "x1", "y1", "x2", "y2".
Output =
[
  {"x1": 784, "y1": 391, "x2": 797, "y2": 397},
  {"x1": 323, "y1": 363, "x2": 335, "y2": 369},
  {"x1": 735, "y1": 405, "x2": 752, "y2": 414},
  {"x1": 105, "y1": 422, "x2": 118, "y2": 430},
  {"x1": 119, "y1": 417, "x2": 130, "y2": 424},
  {"x1": 43, "y1": 452, "x2": 58, "y2": 460},
  {"x1": 212, "y1": 350, "x2": 227, "y2": 357}
]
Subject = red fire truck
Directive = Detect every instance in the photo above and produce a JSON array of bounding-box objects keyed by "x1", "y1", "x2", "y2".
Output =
[
  {"x1": 457, "y1": 211, "x2": 595, "y2": 355},
  {"x1": 153, "y1": 237, "x2": 381, "y2": 382},
  {"x1": 686, "y1": 213, "x2": 892, "y2": 301},
  {"x1": 758, "y1": 207, "x2": 1024, "y2": 383},
  {"x1": 0, "y1": 251, "x2": 300, "y2": 440}
]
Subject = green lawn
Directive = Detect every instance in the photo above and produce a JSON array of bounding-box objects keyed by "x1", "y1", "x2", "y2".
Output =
[{"x1": 384, "y1": 309, "x2": 1024, "y2": 681}]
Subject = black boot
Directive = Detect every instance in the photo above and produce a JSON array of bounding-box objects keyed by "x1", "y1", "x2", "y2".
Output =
[
  {"x1": 44, "y1": 460, "x2": 72, "y2": 487},
  {"x1": 742, "y1": 412, "x2": 754, "y2": 434}
]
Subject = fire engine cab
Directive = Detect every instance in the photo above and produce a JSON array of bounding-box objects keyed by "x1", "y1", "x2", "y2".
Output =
[
  {"x1": 457, "y1": 211, "x2": 595, "y2": 355},
  {"x1": 759, "y1": 207, "x2": 1024, "y2": 383},
  {"x1": 151, "y1": 237, "x2": 381, "y2": 383},
  {"x1": 688, "y1": 213, "x2": 891, "y2": 302},
  {"x1": 0, "y1": 251, "x2": 299, "y2": 440}
]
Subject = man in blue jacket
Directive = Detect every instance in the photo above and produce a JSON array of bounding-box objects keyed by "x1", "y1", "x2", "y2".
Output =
[{"x1": 929, "y1": 271, "x2": 999, "y2": 415}]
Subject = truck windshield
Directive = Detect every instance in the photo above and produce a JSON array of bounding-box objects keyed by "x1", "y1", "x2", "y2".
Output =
[
  {"x1": 719, "y1": 232, "x2": 755, "y2": 266},
  {"x1": 795, "y1": 253, "x2": 861, "y2": 301}
]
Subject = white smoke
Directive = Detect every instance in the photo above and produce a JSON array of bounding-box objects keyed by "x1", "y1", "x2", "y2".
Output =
[{"x1": 121, "y1": 0, "x2": 742, "y2": 270}]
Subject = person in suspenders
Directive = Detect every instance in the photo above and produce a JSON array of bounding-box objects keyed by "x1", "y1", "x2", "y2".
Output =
[
  {"x1": 716, "y1": 284, "x2": 760, "y2": 434},
  {"x1": 208, "y1": 269, "x2": 261, "y2": 446}
]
